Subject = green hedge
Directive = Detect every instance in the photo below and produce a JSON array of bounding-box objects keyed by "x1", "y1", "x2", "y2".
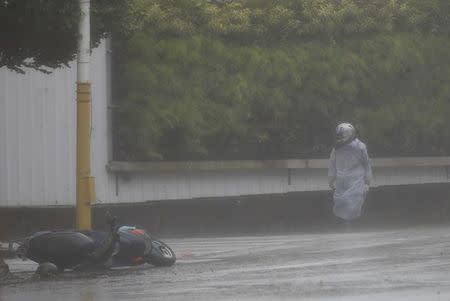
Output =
[{"x1": 113, "y1": 0, "x2": 450, "y2": 160}]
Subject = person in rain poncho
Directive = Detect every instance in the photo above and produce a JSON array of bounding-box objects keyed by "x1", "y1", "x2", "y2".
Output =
[{"x1": 328, "y1": 123, "x2": 372, "y2": 222}]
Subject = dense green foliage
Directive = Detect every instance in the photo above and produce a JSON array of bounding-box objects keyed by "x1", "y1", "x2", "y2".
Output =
[
  {"x1": 0, "y1": 0, "x2": 139, "y2": 72},
  {"x1": 113, "y1": 0, "x2": 450, "y2": 160}
]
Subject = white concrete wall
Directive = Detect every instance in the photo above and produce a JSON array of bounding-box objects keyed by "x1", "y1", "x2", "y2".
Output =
[
  {"x1": 0, "y1": 41, "x2": 111, "y2": 207},
  {"x1": 102, "y1": 161, "x2": 450, "y2": 205}
]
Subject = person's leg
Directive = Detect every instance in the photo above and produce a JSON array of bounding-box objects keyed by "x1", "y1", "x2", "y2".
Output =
[
  {"x1": 0, "y1": 257, "x2": 9, "y2": 278},
  {"x1": 334, "y1": 216, "x2": 351, "y2": 231}
]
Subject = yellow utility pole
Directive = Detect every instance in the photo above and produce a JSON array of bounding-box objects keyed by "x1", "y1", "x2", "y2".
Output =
[{"x1": 76, "y1": 0, "x2": 95, "y2": 230}]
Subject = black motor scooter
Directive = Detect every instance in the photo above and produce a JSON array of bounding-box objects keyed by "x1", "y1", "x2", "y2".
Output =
[
  {"x1": 11, "y1": 213, "x2": 176, "y2": 272},
  {"x1": 82, "y1": 225, "x2": 176, "y2": 268}
]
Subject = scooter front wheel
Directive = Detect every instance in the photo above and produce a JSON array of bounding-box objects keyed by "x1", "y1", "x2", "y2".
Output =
[{"x1": 146, "y1": 240, "x2": 176, "y2": 267}]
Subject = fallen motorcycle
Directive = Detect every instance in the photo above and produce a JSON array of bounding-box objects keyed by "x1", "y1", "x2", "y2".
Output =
[
  {"x1": 10, "y1": 214, "x2": 176, "y2": 272},
  {"x1": 83, "y1": 225, "x2": 176, "y2": 268}
]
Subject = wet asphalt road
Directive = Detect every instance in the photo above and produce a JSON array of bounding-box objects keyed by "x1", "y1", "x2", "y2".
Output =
[{"x1": 1, "y1": 225, "x2": 450, "y2": 301}]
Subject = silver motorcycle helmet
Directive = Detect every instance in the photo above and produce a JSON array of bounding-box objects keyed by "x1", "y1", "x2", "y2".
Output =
[{"x1": 335, "y1": 122, "x2": 356, "y2": 146}]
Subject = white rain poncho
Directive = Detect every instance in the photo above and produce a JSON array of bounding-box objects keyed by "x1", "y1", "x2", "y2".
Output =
[{"x1": 328, "y1": 138, "x2": 372, "y2": 221}]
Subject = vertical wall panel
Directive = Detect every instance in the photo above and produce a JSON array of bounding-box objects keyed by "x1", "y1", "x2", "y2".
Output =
[
  {"x1": 0, "y1": 71, "x2": 6, "y2": 205},
  {"x1": 91, "y1": 40, "x2": 111, "y2": 205},
  {"x1": 0, "y1": 42, "x2": 109, "y2": 207}
]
